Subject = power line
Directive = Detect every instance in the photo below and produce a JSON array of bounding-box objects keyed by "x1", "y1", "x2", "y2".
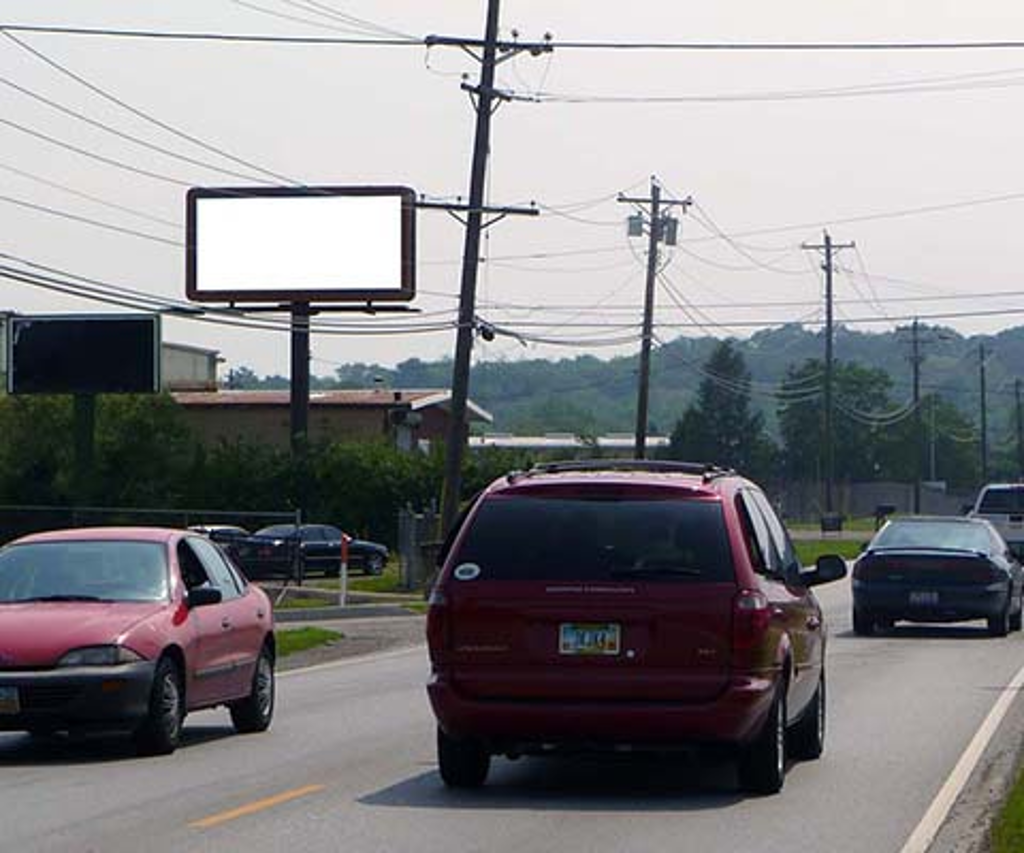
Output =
[
  {"x1": 0, "y1": 71, "x2": 272, "y2": 184},
  {"x1": 0, "y1": 113, "x2": 194, "y2": 186},
  {"x1": 1, "y1": 29, "x2": 303, "y2": 185},
  {"x1": 0, "y1": 193, "x2": 182, "y2": 245},
  {"x1": 0, "y1": 160, "x2": 182, "y2": 229},
  {"x1": 0, "y1": 24, "x2": 420, "y2": 46}
]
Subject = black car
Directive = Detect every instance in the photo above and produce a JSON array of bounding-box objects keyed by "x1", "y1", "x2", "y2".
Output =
[
  {"x1": 852, "y1": 515, "x2": 1024, "y2": 636},
  {"x1": 232, "y1": 523, "x2": 389, "y2": 579}
]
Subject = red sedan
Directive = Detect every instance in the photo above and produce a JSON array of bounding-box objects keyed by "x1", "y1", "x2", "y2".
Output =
[{"x1": 0, "y1": 527, "x2": 275, "y2": 754}]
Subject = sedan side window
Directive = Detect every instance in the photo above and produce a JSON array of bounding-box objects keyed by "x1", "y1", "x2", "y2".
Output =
[
  {"x1": 188, "y1": 537, "x2": 243, "y2": 600},
  {"x1": 178, "y1": 541, "x2": 212, "y2": 591}
]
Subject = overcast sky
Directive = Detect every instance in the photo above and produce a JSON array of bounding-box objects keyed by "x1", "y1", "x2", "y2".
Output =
[{"x1": 3, "y1": 1, "x2": 1024, "y2": 378}]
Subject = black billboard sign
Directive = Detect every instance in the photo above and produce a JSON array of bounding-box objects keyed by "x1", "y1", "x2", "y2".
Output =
[{"x1": 7, "y1": 314, "x2": 161, "y2": 395}]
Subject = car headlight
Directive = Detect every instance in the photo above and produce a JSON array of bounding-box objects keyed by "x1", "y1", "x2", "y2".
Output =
[{"x1": 57, "y1": 645, "x2": 145, "y2": 667}]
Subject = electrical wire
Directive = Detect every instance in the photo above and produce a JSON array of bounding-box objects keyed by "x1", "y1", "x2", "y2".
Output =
[
  {"x1": 0, "y1": 72, "x2": 275, "y2": 184},
  {"x1": 0, "y1": 24, "x2": 421, "y2": 46},
  {"x1": 0, "y1": 193, "x2": 182, "y2": 246},
  {"x1": 0, "y1": 160, "x2": 182, "y2": 229},
  {"x1": 1, "y1": 29, "x2": 304, "y2": 186}
]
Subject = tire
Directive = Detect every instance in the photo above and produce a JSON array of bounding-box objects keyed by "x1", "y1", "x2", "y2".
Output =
[
  {"x1": 738, "y1": 683, "x2": 787, "y2": 795},
  {"x1": 1010, "y1": 594, "x2": 1023, "y2": 632},
  {"x1": 230, "y1": 645, "x2": 275, "y2": 734},
  {"x1": 988, "y1": 603, "x2": 1011, "y2": 638},
  {"x1": 366, "y1": 553, "x2": 385, "y2": 576},
  {"x1": 437, "y1": 727, "x2": 490, "y2": 789},
  {"x1": 852, "y1": 607, "x2": 874, "y2": 636},
  {"x1": 788, "y1": 672, "x2": 826, "y2": 761},
  {"x1": 134, "y1": 656, "x2": 184, "y2": 756}
]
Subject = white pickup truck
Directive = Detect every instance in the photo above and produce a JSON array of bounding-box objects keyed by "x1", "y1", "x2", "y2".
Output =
[{"x1": 969, "y1": 483, "x2": 1024, "y2": 558}]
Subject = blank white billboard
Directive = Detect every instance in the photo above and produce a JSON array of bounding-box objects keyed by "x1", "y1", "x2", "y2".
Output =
[{"x1": 186, "y1": 186, "x2": 415, "y2": 303}]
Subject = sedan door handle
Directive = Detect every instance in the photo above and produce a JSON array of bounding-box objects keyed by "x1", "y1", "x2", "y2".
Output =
[{"x1": 221, "y1": 618, "x2": 232, "y2": 630}]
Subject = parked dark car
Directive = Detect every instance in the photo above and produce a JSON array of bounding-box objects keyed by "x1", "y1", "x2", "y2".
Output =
[
  {"x1": 426, "y1": 460, "x2": 847, "y2": 795},
  {"x1": 231, "y1": 523, "x2": 388, "y2": 580},
  {"x1": 852, "y1": 515, "x2": 1024, "y2": 636},
  {"x1": 0, "y1": 527, "x2": 275, "y2": 754}
]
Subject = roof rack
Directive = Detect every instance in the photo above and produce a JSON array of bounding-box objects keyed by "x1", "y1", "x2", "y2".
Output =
[{"x1": 506, "y1": 459, "x2": 737, "y2": 484}]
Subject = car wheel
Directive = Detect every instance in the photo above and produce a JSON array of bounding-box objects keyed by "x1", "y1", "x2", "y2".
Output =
[
  {"x1": 1010, "y1": 594, "x2": 1023, "y2": 632},
  {"x1": 788, "y1": 672, "x2": 825, "y2": 761},
  {"x1": 852, "y1": 607, "x2": 874, "y2": 636},
  {"x1": 988, "y1": 603, "x2": 1011, "y2": 638},
  {"x1": 366, "y1": 553, "x2": 385, "y2": 576},
  {"x1": 134, "y1": 656, "x2": 184, "y2": 756},
  {"x1": 230, "y1": 645, "x2": 275, "y2": 734},
  {"x1": 738, "y1": 683, "x2": 786, "y2": 795},
  {"x1": 437, "y1": 726, "x2": 490, "y2": 788}
]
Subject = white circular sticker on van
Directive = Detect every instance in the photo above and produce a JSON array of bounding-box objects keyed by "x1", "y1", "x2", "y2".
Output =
[{"x1": 453, "y1": 563, "x2": 482, "y2": 581}]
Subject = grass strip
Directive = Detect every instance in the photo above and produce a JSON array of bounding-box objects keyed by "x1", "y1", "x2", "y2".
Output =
[
  {"x1": 992, "y1": 764, "x2": 1024, "y2": 853},
  {"x1": 795, "y1": 539, "x2": 865, "y2": 564},
  {"x1": 277, "y1": 626, "x2": 343, "y2": 657}
]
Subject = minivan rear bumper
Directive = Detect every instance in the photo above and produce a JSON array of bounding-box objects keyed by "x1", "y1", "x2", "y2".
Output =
[{"x1": 428, "y1": 669, "x2": 776, "y2": 749}]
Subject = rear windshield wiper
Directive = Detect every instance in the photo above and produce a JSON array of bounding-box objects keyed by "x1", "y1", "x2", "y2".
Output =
[
  {"x1": 17, "y1": 595, "x2": 111, "y2": 602},
  {"x1": 609, "y1": 565, "x2": 703, "y2": 579}
]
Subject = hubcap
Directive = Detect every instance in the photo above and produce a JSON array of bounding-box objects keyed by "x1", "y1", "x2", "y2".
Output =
[
  {"x1": 775, "y1": 699, "x2": 785, "y2": 777},
  {"x1": 160, "y1": 673, "x2": 181, "y2": 738},
  {"x1": 255, "y1": 656, "x2": 274, "y2": 718}
]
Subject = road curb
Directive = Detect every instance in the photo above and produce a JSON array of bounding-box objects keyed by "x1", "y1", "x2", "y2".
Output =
[
  {"x1": 274, "y1": 604, "x2": 415, "y2": 623},
  {"x1": 926, "y1": 679, "x2": 1024, "y2": 853}
]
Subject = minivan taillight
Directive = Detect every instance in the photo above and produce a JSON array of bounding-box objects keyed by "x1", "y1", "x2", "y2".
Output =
[
  {"x1": 426, "y1": 587, "x2": 449, "y2": 663},
  {"x1": 732, "y1": 588, "x2": 770, "y2": 652}
]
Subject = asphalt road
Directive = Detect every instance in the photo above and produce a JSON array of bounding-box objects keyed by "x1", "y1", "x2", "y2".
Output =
[{"x1": 3, "y1": 581, "x2": 1024, "y2": 853}]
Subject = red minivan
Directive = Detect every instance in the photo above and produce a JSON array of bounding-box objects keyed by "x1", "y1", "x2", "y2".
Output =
[{"x1": 427, "y1": 461, "x2": 846, "y2": 795}]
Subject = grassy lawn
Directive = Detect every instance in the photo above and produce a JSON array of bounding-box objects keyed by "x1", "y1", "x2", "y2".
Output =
[
  {"x1": 992, "y1": 767, "x2": 1024, "y2": 852},
  {"x1": 789, "y1": 516, "x2": 878, "y2": 534},
  {"x1": 795, "y1": 539, "x2": 865, "y2": 564},
  {"x1": 276, "y1": 626, "x2": 343, "y2": 657},
  {"x1": 311, "y1": 563, "x2": 409, "y2": 595}
]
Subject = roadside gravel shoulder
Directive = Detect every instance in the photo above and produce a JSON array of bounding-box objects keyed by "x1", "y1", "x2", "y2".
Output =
[{"x1": 276, "y1": 614, "x2": 426, "y2": 672}]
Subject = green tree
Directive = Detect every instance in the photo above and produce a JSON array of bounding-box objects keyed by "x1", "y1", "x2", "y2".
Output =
[
  {"x1": 778, "y1": 359, "x2": 896, "y2": 482},
  {"x1": 667, "y1": 340, "x2": 774, "y2": 476}
]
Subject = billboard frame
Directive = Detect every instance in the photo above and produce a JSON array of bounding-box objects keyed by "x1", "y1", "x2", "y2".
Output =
[
  {"x1": 6, "y1": 312, "x2": 162, "y2": 396},
  {"x1": 185, "y1": 185, "x2": 417, "y2": 305}
]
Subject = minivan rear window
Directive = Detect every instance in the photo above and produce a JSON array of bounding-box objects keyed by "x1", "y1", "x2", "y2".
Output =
[
  {"x1": 452, "y1": 495, "x2": 734, "y2": 582},
  {"x1": 978, "y1": 487, "x2": 1024, "y2": 514}
]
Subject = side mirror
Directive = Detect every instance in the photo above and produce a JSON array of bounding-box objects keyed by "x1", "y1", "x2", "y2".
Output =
[
  {"x1": 803, "y1": 554, "x2": 848, "y2": 587},
  {"x1": 187, "y1": 586, "x2": 223, "y2": 608}
]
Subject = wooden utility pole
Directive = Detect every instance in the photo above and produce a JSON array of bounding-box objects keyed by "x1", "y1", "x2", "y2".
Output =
[
  {"x1": 617, "y1": 178, "x2": 690, "y2": 459},
  {"x1": 1016, "y1": 378, "x2": 1023, "y2": 479},
  {"x1": 437, "y1": 3, "x2": 547, "y2": 535},
  {"x1": 910, "y1": 319, "x2": 923, "y2": 513},
  {"x1": 802, "y1": 231, "x2": 854, "y2": 515},
  {"x1": 979, "y1": 343, "x2": 989, "y2": 482}
]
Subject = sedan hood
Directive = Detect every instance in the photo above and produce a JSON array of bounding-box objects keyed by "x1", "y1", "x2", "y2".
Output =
[{"x1": 0, "y1": 602, "x2": 166, "y2": 667}]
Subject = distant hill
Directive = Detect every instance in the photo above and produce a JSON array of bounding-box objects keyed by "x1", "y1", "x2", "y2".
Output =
[{"x1": 236, "y1": 323, "x2": 1024, "y2": 438}]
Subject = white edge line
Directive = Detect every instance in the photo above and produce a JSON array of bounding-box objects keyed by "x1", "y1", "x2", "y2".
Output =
[
  {"x1": 278, "y1": 643, "x2": 425, "y2": 678},
  {"x1": 899, "y1": 657, "x2": 1024, "y2": 853}
]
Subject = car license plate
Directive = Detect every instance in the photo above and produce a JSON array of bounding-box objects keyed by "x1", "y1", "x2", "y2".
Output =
[
  {"x1": 0, "y1": 686, "x2": 20, "y2": 715},
  {"x1": 909, "y1": 591, "x2": 939, "y2": 606},
  {"x1": 559, "y1": 623, "x2": 620, "y2": 656}
]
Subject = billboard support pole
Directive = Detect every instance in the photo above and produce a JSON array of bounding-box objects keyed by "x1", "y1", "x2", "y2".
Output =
[
  {"x1": 73, "y1": 393, "x2": 96, "y2": 505},
  {"x1": 290, "y1": 302, "x2": 311, "y2": 520}
]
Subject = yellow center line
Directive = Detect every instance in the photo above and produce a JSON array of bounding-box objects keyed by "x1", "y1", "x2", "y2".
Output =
[{"x1": 189, "y1": 784, "x2": 326, "y2": 830}]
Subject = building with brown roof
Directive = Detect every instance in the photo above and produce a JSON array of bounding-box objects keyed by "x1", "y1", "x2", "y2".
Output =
[{"x1": 172, "y1": 389, "x2": 492, "y2": 451}]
